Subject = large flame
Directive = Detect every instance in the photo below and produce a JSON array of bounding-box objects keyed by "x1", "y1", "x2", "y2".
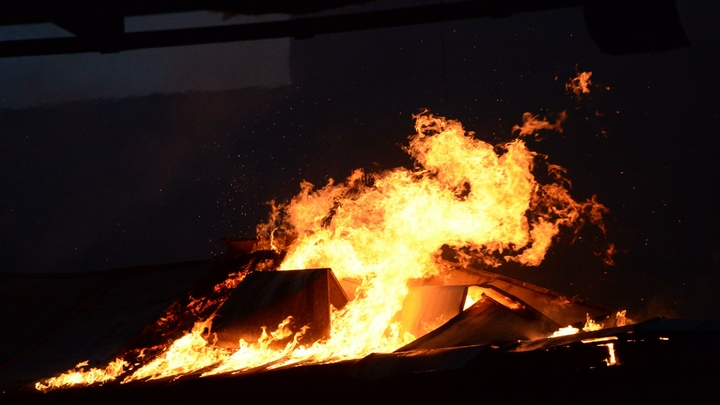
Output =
[
  {"x1": 254, "y1": 111, "x2": 608, "y2": 361},
  {"x1": 35, "y1": 111, "x2": 611, "y2": 390}
]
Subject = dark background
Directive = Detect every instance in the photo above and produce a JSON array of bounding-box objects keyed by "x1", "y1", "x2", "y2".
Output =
[{"x1": 1, "y1": 3, "x2": 719, "y2": 319}]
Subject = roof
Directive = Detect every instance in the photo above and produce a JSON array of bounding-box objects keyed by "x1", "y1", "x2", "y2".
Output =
[{"x1": 0, "y1": 260, "x2": 213, "y2": 389}]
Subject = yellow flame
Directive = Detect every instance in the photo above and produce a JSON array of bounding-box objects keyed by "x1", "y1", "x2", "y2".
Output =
[
  {"x1": 600, "y1": 342, "x2": 618, "y2": 366},
  {"x1": 583, "y1": 313, "x2": 604, "y2": 332},
  {"x1": 550, "y1": 325, "x2": 580, "y2": 338},
  {"x1": 463, "y1": 288, "x2": 484, "y2": 310},
  {"x1": 36, "y1": 111, "x2": 611, "y2": 388},
  {"x1": 258, "y1": 111, "x2": 608, "y2": 364},
  {"x1": 581, "y1": 336, "x2": 617, "y2": 343},
  {"x1": 35, "y1": 358, "x2": 128, "y2": 392}
]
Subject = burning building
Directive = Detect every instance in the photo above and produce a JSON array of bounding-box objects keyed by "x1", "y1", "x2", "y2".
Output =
[{"x1": 4, "y1": 111, "x2": 720, "y2": 403}]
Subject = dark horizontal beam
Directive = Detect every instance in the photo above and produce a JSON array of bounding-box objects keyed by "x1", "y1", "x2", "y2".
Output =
[
  {"x1": 0, "y1": 1, "x2": 582, "y2": 57},
  {"x1": 0, "y1": 0, "x2": 375, "y2": 26}
]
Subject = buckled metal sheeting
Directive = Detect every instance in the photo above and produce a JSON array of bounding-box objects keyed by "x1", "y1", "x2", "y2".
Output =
[{"x1": 211, "y1": 268, "x2": 348, "y2": 349}]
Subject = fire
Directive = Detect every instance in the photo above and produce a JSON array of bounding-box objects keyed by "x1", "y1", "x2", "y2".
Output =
[
  {"x1": 550, "y1": 325, "x2": 580, "y2": 338},
  {"x1": 34, "y1": 359, "x2": 128, "y2": 391},
  {"x1": 566, "y1": 71, "x2": 592, "y2": 98},
  {"x1": 258, "y1": 111, "x2": 608, "y2": 361},
  {"x1": 123, "y1": 318, "x2": 226, "y2": 382},
  {"x1": 549, "y1": 310, "x2": 633, "y2": 339},
  {"x1": 600, "y1": 343, "x2": 618, "y2": 366},
  {"x1": 550, "y1": 313, "x2": 602, "y2": 338},
  {"x1": 583, "y1": 313, "x2": 604, "y2": 332},
  {"x1": 512, "y1": 111, "x2": 567, "y2": 138},
  {"x1": 124, "y1": 316, "x2": 308, "y2": 381},
  {"x1": 615, "y1": 310, "x2": 632, "y2": 326},
  {"x1": 35, "y1": 110, "x2": 611, "y2": 389}
]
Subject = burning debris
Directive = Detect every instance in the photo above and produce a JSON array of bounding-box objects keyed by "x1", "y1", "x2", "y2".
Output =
[
  {"x1": 512, "y1": 111, "x2": 567, "y2": 138},
  {"x1": 566, "y1": 69, "x2": 611, "y2": 100},
  {"x1": 567, "y1": 70, "x2": 593, "y2": 98},
  {"x1": 27, "y1": 110, "x2": 621, "y2": 392}
]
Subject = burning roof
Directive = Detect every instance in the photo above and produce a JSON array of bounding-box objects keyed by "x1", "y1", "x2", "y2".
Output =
[
  {"x1": 5, "y1": 255, "x2": 720, "y2": 403},
  {"x1": 5, "y1": 110, "x2": 718, "y2": 402}
]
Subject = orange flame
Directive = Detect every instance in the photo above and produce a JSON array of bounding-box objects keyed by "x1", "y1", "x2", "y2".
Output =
[
  {"x1": 35, "y1": 358, "x2": 128, "y2": 392},
  {"x1": 615, "y1": 310, "x2": 632, "y2": 326},
  {"x1": 583, "y1": 313, "x2": 604, "y2": 332},
  {"x1": 260, "y1": 111, "x2": 609, "y2": 362},
  {"x1": 600, "y1": 342, "x2": 618, "y2": 366},
  {"x1": 550, "y1": 325, "x2": 580, "y2": 338},
  {"x1": 35, "y1": 110, "x2": 611, "y2": 388},
  {"x1": 123, "y1": 316, "x2": 308, "y2": 382},
  {"x1": 566, "y1": 71, "x2": 592, "y2": 99},
  {"x1": 512, "y1": 111, "x2": 567, "y2": 138}
]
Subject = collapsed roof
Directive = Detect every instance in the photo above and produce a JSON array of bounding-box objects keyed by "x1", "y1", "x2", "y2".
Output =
[
  {"x1": 0, "y1": 243, "x2": 604, "y2": 390},
  {"x1": 3, "y1": 244, "x2": 719, "y2": 402}
]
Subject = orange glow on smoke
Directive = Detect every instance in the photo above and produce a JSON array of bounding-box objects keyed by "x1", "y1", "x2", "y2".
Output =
[{"x1": 36, "y1": 111, "x2": 612, "y2": 390}]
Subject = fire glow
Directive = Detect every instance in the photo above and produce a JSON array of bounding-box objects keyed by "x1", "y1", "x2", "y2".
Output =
[{"x1": 36, "y1": 110, "x2": 612, "y2": 391}]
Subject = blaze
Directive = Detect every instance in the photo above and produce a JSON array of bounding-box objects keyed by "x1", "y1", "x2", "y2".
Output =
[
  {"x1": 35, "y1": 110, "x2": 611, "y2": 389},
  {"x1": 34, "y1": 359, "x2": 127, "y2": 391},
  {"x1": 255, "y1": 111, "x2": 609, "y2": 363}
]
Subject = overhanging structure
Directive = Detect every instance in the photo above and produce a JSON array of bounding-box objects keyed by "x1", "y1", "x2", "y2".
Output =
[{"x1": 0, "y1": 0, "x2": 690, "y2": 57}]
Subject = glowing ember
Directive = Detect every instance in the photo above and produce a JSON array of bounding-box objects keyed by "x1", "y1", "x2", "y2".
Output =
[
  {"x1": 35, "y1": 110, "x2": 611, "y2": 389},
  {"x1": 581, "y1": 336, "x2": 617, "y2": 343}
]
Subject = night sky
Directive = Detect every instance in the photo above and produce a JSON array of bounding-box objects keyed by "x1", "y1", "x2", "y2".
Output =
[{"x1": 1, "y1": 3, "x2": 719, "y2": 319}]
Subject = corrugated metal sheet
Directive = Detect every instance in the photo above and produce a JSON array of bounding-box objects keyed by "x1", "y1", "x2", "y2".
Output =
[
  {"x1": 398, "y1": 294, "x2": 560, "y2": 351},
  {"x1": 423, "y1": 266, "x2": 612, "y2": 326},
  {"x1": 211, "y1": 268, "x2": 348, "y2": 349},
  {"x1": 347, "y1": 345, "x2": 485, "y2": 381},
  {"x1": 398, "y1": 285, "x2": 467, "y2": 338}
]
